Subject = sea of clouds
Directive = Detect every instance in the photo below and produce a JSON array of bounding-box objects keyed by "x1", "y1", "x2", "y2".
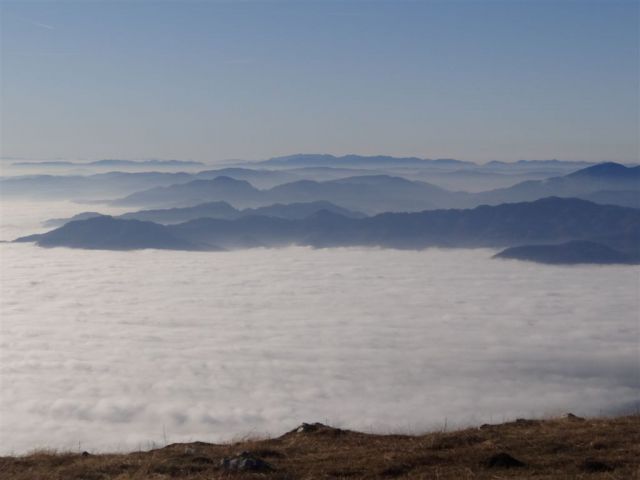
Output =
[{"x1": 0, "y1": 201, "x2": 638, "y2": 454}]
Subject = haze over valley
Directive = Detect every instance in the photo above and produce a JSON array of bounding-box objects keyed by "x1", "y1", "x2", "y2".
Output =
[{"x1": 2, "y1": 234, "x2": 638, "y2": 454}]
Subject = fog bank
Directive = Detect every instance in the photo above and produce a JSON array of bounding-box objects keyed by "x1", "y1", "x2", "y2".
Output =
[{"x1": 1, "y1": 243, "x2": 637, "y2": 454}]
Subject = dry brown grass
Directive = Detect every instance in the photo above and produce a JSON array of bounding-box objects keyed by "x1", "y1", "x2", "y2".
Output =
[{"x1": 1, "y1": 415, "x2": 638, "y2": 479}]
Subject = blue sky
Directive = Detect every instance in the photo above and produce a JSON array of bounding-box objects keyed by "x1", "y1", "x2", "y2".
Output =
[{"x1": 1, "y1": 0, "x2": 638, "y2": 163}]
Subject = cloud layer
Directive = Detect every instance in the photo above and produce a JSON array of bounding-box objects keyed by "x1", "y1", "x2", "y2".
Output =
[{"x1": 1, "y1": 239, "x2": 638, "y2": 454}]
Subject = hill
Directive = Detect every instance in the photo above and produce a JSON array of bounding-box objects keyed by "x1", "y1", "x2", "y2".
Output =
[
  {"x1": 112, "y1": 176, "x2": 265, "y2": 208},
  {"x1": 111, "y1": 174, "x2": 463, "y2": 213},
  {"x1": 193, "y1": 167, "x2": 297, "y2": 189},
  {"x1": 268, "y1": 175, "x2": 461, "y2": 213},
  {"x1": 475, "y1": 162, "x2": 640, "y2": 207},
  {"x1": 16, "y1": 216, "x2": 204, "y2": 251},
  {"x1": 1, "y1": 415, "x2": 638, "y2": 479}
]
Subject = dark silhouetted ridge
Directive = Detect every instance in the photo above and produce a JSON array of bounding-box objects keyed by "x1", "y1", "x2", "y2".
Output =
[
  {"x1": 18, "y1": 197, "x2": 640, "y2": 262},
  {"x1": 16, "y1": 216, "x2": 207, "y2": 251},
  {"x1": 494, "y1": 241, "x2": 638, "y2": 265}
]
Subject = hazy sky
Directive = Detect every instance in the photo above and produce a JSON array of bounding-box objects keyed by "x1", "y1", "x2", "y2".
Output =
[{"x1": 1, "y1": 0, "x2": 638, "y2": 163}]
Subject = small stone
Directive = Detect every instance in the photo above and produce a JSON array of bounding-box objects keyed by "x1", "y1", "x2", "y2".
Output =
[
  {"x1": 220, "y1": 451, "x2": 273, "y2": 472},
  {"x1": 562, "y1": 413, "x2": 585, "y2": 421}
]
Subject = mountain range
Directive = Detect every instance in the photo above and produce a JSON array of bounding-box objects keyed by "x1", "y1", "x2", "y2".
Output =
[
  {"x1": 2, "y1": 160, "x2": 636, "y2": 210},
  {"x1": 107, "y1": 163, "x2": 640, "y2": 213},
  {"x1": 17, "y1": 198, "x2": 640, "y2": 264},
  {"x1": 11, "y1": 159, "x2": 204, "y2": 168},
  {"x1": 44, "y1": 201, "x2": 364, "y2": 228},
  {"x1": 252, "y1": 154, "x2": 599, "y2": 173},
  {"x1": 253, "y1": 154, "x2": 476, "y2": 169}
]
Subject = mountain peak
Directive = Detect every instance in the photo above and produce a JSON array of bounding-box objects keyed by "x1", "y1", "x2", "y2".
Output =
[
  {"x1": 209, "y1": 176, "x2": 253, "y2": 186},
  {"x1": 567, "y1": 162, "x2": 638, "y2": 179}
]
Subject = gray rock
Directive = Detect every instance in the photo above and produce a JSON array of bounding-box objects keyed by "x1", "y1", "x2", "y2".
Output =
[
  {"x1": 296, "y1": 422, "x2": 321, "y2": 433},
  {"x1": 562, "y1": 413, "x2": 585, "y2": 421},
  {"x1": 291, "y1": 422, "x2": 345, "y2": 435},
  {"x1": 220, "y1": 451, "x2": 273, "y2": 472}
]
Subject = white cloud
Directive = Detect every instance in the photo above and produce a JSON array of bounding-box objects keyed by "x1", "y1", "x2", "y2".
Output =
[
  {"x1": 28, "y1": 20, "x2": 54, "y2": 30},
  {"x1": 0, "y1": 232, "x2": 638, "y2": 454},
  {"x1": 12, "y1": 15, "x2": 55, "y2": 30}
]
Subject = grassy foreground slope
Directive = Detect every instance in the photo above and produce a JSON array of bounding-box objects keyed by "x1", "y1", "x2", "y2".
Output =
[{"x1": 1, "y1": 415, "x2": 638, "y2": 479}]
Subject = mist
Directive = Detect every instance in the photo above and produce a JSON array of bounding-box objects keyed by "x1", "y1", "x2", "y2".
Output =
[{"x1": 1, "y1": 239, "x2": 637, "y2": 454}]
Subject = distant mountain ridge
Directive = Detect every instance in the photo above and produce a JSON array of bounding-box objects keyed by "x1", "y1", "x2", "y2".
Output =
[
  {"x1": 0, "y1": 169, "x2": 296, "y2": 200},
  {"x1": 110, "y1": 174, "x2": 458, "y2": 213},
  {"x1": 255, "y1": 154, "x2": 476, "y2": 169},
  {"x1": 44, "y1": 201, "x2": 364, "y2": 227},
  {"x1": 494, "y1": 241, "x2": 637, "y2": 265},
  {"x1": 254, "y1": 154, "x2": 608, "y2": 171},
  {"x1": 106, "y1": 163, "x2": 639, "y2": 213},
  {"x1": 3, "y1": 160, "x2": 637, "y2": 209},
  {"x1": 0, "y1": 171, "x2": 196, "y2": 200},
  {"x1": 13, "y1": 159, "x2": 203, "y2": 167},
  {"x1": 17, "y1": 216, "x2": 201, "y2": 251},
  {"x1": 17, "y1": 198, "x2": 640, "y2": 264},
  {"x1": 566, "y1": 162, "x2": 640, "y2": 179}
]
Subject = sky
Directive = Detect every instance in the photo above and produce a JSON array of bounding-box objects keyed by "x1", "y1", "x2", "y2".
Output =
[{"x1": 1, "y1": 0, "x2": 638, "y2": 163}]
